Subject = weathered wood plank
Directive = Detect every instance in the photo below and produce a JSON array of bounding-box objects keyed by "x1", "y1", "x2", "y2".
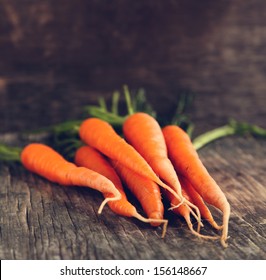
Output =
[{"x1": 0, "y1": 135, "x2": 265, "y2": 259}]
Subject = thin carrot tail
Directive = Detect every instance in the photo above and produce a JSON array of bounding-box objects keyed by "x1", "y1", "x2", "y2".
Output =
[
  {"x1": 155, "y1": 179, "x2": 199, "y2": 227},
  {"x1": 182, "y1": 212, "x2": 220, "y2": 240},
  {"x1": 133, "y1": 212, "x2": 168, "y2": 238},
  {"x1": 157, "y1": 177, "x2": 203, "y2": 231},
  {"x1": 184, "y1": 203, "x2": 204, "y2": 231},
  {"x1": 220, "y1": 202, "x2": 231, "y2": 248},
  {"x1": 206, "y1": 218, "x2": 223, "y2": 231},
  {"x1": 98, "y1": 194, "x2": 122, "y2": 214},
  {"x1": 169, "y1": 197, "x2": 203, "y2": 232},
  {"x1": 185, "y1": 200, "x2": 202, "y2": 232},
  {"x1": 168, "y1": 199, "x2": 184, "y2": 211},
  {"x1": 155, "y1": 178, "x2": 184, "y2": 205}
]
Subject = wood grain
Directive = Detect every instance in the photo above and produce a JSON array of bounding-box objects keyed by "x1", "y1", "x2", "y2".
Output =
[{"x1": 0, "y1": 134, "x2": 265, "y2": 259}]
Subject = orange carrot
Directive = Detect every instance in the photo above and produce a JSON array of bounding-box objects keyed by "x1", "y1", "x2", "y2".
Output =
[
  {"x1": 111, "y1": 160, "x2": 165, "y2": 227},
  {"x1": 178, "y1": 174, "x2": 221, "y2": 231},
  {"x1": 123, "y1": 112, "x2": 183, "y2": 198},
  {"x1": 20, "y1": 143, "x2": 121, "y2": 214},
  {"x1": 79, "y1": 118, "x2": 181, "y2": 205},
  {"x1": 162, "y1": 125, "x2": 230, "y2": 247},
  {"x1": 74, "y1": 145, "x2": 168, "y2": 237},
  {"x1": 122, "y1": 112, "x2": 201, "y2": 224}
]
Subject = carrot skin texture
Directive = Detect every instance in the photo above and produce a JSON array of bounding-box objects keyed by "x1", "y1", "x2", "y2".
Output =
[
  {"x1": 162, "y1": 125, "x2": 230, "y2": 247},
  {"x1": 112, "y1": 160, "x2": 165, "y2": 226},
  {"x1": 20, "y1": 143, "x2": 121, "y2": 213}
]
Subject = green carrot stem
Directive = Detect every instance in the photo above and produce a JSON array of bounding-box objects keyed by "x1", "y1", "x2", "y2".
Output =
[
  {"x1": 0, "y1": 144, "x2": 22, "y2": 162},
  {"x1": 192, "y1": 125, "x2": 235, "y2": 150},
  {"x1": 186, "y1": 123, "x2": 195, "y2": 139},
  {"x1": 123, "y1": 85, "x2": 135, "y2": 115},
  {"x1": 85, "y1": 106, "x2": 127, "y2": 126},
  {"x1": 111, "y1": 91, "x2": 120, "y2": 115},
  {"x1": 99, "y1": 97, "x2": 107, "y2": 111},
  {"x1": 192, "y1": 119, "x2": 266, "y2": 150},
  {"x1": 231, "y1": 119, "x2": 266, "y2": 137}
]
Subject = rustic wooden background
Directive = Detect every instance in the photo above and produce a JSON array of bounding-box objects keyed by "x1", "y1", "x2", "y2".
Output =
[
  {"x1": 0, "y1": 0, "x2": 265, "y2": 134},
  {"x1": 0, "y1": 0, "x2": 266, "y2": 260}
]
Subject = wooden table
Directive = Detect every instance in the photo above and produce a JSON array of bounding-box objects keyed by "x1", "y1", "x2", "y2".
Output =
[
  {"x1": 1, "y1": 132, "x2": 265, "y2": 260},
  {"x1": 1, "y1": 0, "x2": 266, "y2": 260}
]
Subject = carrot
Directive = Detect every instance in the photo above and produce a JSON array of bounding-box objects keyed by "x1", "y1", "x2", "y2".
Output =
[
  {"x1": 123, "y1": 112, "x2": 184, "y2": 197},
  {"x1": 178, "y1": 174, "x2": 222, "y2": 231},
  {"x1": 162, "y1": 125, "x2": 230, "y2": 247},
  {"x1": 79, "y1": 118, "x2": 181, "y2": 205},
  {"x1": 20, "y1": 143, "x2": 121, "y2": 214},
  {"x1": 122, "y1": 112, "x2": 201, "y2": 225},
  {"x1": 74, "y1": 145, "x2": 168, "y2": 237},
  {"x1": 111, "y1": 160, "x2": 165, "y2": 226}
]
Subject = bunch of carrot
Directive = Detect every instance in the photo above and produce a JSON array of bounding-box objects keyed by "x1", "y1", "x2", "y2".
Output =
[{"x1": 18, "y1": 111, "x2": 230, "y2": 247}]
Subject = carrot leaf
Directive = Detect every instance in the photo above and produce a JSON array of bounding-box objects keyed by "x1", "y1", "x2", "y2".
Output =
[
  {"x1": 123, "y1": 84, "x2": 135, "y2": 115},
  {"x1": 192, "y1": 118, "x2": 266, "y2": 150},
  {"x1": 83, "y1": 85, "x2": 157, "y2": 126},
  {"x1": 111, "y1": 91, "x2": 120, "y2": 115}
]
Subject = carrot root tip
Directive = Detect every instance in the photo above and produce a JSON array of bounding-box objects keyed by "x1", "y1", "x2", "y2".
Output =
[
  {"x1": 189, "y1": 225, "x2": 220, "y2": 240},
  {"x1": 168, "y1": 201, "x2": 183, "y2": 211},
  {"x1": 134, "y1": 213, "x2": 168, "y2": 238},
  {"x1": 183, "y1": 215, "x2": 219, "y2": 240},
  {"x1": 169, "y1": 200, "x2": 203, "y2": 232},
  {"x1": 97, "y1": 195, "x2": 121, "y2": 214},
  {"x1": 221, "y1": 235, "x2": 230, "y2": 248},
  {"x1": 221, "y1": 239, "x2": 228, "y2": 248},
  {"x1": 183, "y1": 201, "x2": 203, "y2": 232},
  {"x1": 212, "y1": 222, "x2": 223, "y2": 231}
]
